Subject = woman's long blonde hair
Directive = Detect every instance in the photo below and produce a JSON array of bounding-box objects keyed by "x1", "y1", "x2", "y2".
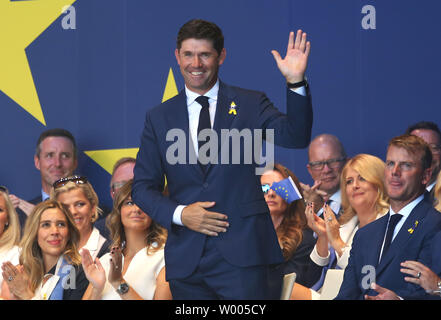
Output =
[
  {"x1": 339, "y1": 154, "x2": 389, "y2": 225},
  {"x1": 106, "y1": 180, "x2": 167, "y2": 255},
  {"x1": 19, "y1": 200, "x2": 81, "y2": 292},
  {"x1": 0, "y1": 190, "x2": 21, "y2": 251}
]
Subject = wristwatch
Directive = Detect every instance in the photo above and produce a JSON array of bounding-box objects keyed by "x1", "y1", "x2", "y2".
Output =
[
  {"x1": 116, "y1": 280, "x2": 129, "y2": 295},
  {"x1": 287, "y1": 77, "x2": 308, "y2": 89}
]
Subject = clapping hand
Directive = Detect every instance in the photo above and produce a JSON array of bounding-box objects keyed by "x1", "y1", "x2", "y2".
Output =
[
  {"x1": 305, "y1": 202, "x2": 326, "y2": 237},
  {"x1": 109, "y1": 246, "x2": 123, "y2": 289},
  {"x1": 271, "y1": 30, "x2": 311, "y2": 84},
  {"x1": 1, "y1": 262, "x2": 33, "y2": 300},
  {"x1": 300, "y1": 181, "x2": 328, "y2": 213},
  {"x1": 81, "y1": 248, "x2": 106, "y2": 293}
]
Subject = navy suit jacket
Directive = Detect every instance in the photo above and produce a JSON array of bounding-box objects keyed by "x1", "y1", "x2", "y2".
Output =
[
  {"x1": 132, "y1": 81, "x2": 313, "y2": 280},
  {"x1": 336, "y1": 198, "x2": 441, "y2": 300}
]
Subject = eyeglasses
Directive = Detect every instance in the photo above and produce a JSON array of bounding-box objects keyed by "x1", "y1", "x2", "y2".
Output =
[
  {"x1": 261, "y1": 184, "x2": 271, "y2": 194},
  {"x1": 428, "y1": 144, "x2": 441, "y2": 155},
  {"x1": 308, "y1": 157, "x2": 346, "y2": 171},
  {"x1": 53, "y1": 176, "x2": 88, "y2": 189},
  {"x1": 0, "y1": 186, "x2": 9, "y2": 194}
]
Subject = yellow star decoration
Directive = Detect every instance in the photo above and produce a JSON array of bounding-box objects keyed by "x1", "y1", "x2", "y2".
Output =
[
  {"x1": 0, "y1": 0, "x2": 77, "y2": 126},
  {"x1": 84, "y1": 67, "x2": 179, "y2": 176}
]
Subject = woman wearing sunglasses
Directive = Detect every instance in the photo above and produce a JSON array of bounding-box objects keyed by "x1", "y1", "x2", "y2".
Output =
[
  {"x1": 51, "y1": 176, "x2": 110, "y2": 261},
  {"x1": 260, "y1": 164, "x2": 316, "y2": 298},
  {"x1": 0, "y1": 187, "x2": 21, "y2": 298},
  {"x1": 1, "y1": 200, "x2": 88, "y2": 300},
  {"x1": 81, "y1": 180, "x2": 171, "y2": 300}
]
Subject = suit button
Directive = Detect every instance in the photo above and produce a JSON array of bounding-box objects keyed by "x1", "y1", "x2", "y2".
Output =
[{"x1": 203, "y1": 183, "x2": 209, "y2": 188}]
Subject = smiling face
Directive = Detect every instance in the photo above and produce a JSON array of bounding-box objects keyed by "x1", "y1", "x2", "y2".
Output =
[
  {"x1": 261, "y1": 170, "x2": 288, "y2": 217},
  {"x1": 38, "y1": 208, "x2": 69, "y2": 265},
  {"x1": 120, "y1": 196, "x2": 152, "y2": 232},
  {"x1": 34, "y1": 137, "x2": 77, "y2": 194},
  {"x1": 56, "y1": 188, "x2": 95, "y2": 235},
  {"x1": 175, "y1": 38, "x2": 226, "y2": 95},
  {"x1": 344, "y1": 167, "x2": 378, "y2": 214},
  {"x1": 385, "y1": 145, "x2": 431, "y2": 211}
]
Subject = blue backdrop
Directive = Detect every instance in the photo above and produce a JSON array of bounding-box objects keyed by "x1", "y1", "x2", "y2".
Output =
[{"x1": 1, "y1": 0, "x2": 440, "y2": 209}]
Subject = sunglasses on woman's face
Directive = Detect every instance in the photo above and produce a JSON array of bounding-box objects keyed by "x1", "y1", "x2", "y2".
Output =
[{"x1": 53, "y1": 176, "x2": 88, "y2": 189}]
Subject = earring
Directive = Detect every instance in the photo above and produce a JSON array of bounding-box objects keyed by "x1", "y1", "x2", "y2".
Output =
[{"x1": 4, "y1": 222, "x2": 9, "y2": 229}]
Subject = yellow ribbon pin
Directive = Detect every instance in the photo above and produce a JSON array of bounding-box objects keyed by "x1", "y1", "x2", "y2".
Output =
[{"x1": 229, "y1": 101, "x2": 237, "y2": 115}]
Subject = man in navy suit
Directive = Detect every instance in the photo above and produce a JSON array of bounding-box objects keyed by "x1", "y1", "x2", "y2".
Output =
[
  {"x1": 336, "y1": 134, "x2": 441, "y2": 300},
  {"x1": 132, "y1": 19, "x2": 313, "y2": 299}
]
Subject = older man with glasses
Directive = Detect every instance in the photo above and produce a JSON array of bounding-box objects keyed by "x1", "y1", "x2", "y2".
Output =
[{"x1": 300, "y1": 134, "x2": 347, "y2": 218}]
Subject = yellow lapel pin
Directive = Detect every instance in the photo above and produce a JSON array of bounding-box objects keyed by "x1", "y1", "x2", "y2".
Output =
[{"x1": 229, "y1": 101, "x2": 237, "y2": 115}]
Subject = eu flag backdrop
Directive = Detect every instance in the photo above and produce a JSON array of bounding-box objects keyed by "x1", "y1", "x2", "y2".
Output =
[{"x1": 1, "y1": 0, "x2": 441, "y2": 209}]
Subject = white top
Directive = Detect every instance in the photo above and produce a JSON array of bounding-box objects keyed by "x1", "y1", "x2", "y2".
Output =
[
  {"x1": 0, "y1": 246, "x2": 20, "y2": 290},
  {"x1": 99, "y1": 245, "x2": 165, "y2": 300},
  {"x1": 80, "y1": 227, "x2": 108, "y2": 261}
]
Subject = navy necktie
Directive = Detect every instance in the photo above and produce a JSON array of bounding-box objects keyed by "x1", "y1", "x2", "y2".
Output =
[
  {"x1": 196, "y1": 96, "x2": 210, "y2": 167},
  {"x1": 380, "y1": 213, "x2": 403, "y2": 261}
]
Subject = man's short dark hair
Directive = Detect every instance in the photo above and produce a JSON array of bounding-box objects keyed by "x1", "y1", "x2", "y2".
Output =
[
  {"x1": 405, "y1": 121, "x2": 441, "y2": 139},
  {"x1": 35, "y1": 128, "x2": 77, "y2": 159},
  {"x1": 177, "y1": 19, "x2": 224, "y2": 55}
]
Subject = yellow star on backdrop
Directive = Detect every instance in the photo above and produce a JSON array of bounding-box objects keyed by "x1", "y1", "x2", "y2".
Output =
[
  {"x1": 0, "y1": 0, "x2": 76, "y2": 126},
  {"x1": 85, "y1": 67, "x2": 179, "y2": 174}
]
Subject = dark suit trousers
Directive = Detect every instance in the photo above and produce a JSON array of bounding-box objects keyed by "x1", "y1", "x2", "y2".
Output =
[{"x1": 169, "y1": 236, "x2": 282, "y2": 300}]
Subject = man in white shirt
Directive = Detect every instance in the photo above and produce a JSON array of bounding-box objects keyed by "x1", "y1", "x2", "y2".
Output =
[
  {"x1": 133, "y1": 19, "x2": 313, "y2": 299},
  {"x1": 336, "y1": 134, "x2": 441, "y2": 300},
  {"x1": 9, "y1": 128, "x2": 78, "y2": 228},
  {"x1": 301, "y1": 134, "x2": 347, "y2": 217}
]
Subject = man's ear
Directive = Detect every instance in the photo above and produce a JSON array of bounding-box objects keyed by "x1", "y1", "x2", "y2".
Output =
[
  {"x1": 422, "y1": 166, "x2": 432, "y2": 186},
  {"x1": 34, "y1": 155, "x2": 41, "y2": 171},
  {"x1": 175, "y1": 48, "x2": 181, "y2": 65},
  {"x1": 218, "y1": 48, "x2": 226, "y2": 66}
]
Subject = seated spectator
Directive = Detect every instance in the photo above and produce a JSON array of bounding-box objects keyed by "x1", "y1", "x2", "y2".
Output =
[
  {"x1": 9, "y1": 128, "x2": 78, "y2": 229},
  {"x1": 293, "y1": 154, "x2": 389, "y2": 299},
  {"x1": 95, "y1": 157, "x2": 136, "y2": 239},
  {"x1": 433, "y1": 171, "x2": 441, "y2": 212},
  {"x1": 0, "y1": 186, "x2": 21, "y2": 297},
  {"x1": 51, "y1": 176, "x2": 110, "y2": 261},
  {"x1": 81, "y1": 179, "x2": 171, "y2": 300},
  {"x1": 261, "y1": 164, "x2": 316, "y2": 298},
  {"x1": 1, "y1": 200, "x2": 88, "y2": 299}
]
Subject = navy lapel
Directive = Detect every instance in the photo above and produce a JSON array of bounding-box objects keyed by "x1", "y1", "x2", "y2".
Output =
[
  {"x1": 376, "y1": 200, "x2": 430, "y2": 277},
  {"x1": 368, "y1": 214, "x2": 389, "y2": 269},
  {"x1": 206, "y1": 81, "x2": 237, "y2": 173},
  {"x1": 166, "y1": 90, "x2": 204, "y2": 178}
]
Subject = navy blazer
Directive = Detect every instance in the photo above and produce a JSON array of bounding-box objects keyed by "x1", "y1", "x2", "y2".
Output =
[
  {"x1": 132, "y1": 81, "x2": 313, "y2": 280},
  {"x1": 335, "y1": 198, "x2": 441, "y2": 300}
]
